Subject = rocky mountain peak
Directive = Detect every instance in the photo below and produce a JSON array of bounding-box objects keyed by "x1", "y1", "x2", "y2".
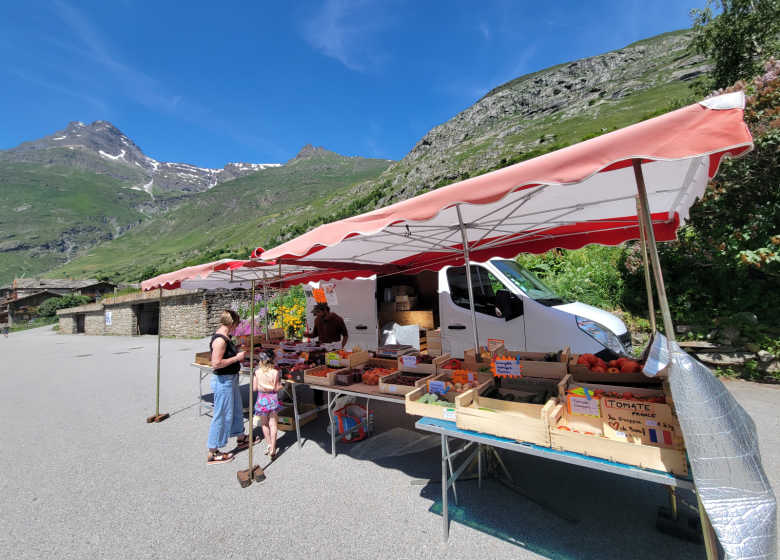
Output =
[{"x1": 290, "y1": 144, "x2": 328, "y2": 162}]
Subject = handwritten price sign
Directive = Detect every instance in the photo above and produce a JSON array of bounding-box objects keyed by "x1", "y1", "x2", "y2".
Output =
[
  {"x1": 401, "y1": 355, "x2": 418, "y2": 368},
  {"x1": 326, "y1": 352, "x2": 341, "y2": 367},
  {"x1": 494, "y1": 359, "x2": 522, "y2": 377}
]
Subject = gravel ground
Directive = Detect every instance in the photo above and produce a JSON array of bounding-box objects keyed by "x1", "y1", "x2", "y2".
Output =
[{"x1": 1, "y1": 326, "x2": 777, "y2": 559}]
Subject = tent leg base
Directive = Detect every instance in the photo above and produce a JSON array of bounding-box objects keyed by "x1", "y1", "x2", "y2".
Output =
[
  {"x1": 656, "y1": 506, "x2": 703, "y2": 544},
  {"x1": 147, "y1": 413, "x2": 169, "y2": 423},
  {"x1": 237, "y1": 465, "x2": 264, "y2": 487}
]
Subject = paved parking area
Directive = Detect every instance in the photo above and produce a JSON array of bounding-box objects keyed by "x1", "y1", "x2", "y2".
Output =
[{"x1": 1, "y1": 326, "x2": 777, "y2": 559}]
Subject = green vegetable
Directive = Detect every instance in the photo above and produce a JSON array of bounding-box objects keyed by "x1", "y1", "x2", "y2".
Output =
[
  {"x1": 531, "y1": 390, "x2": 546, "y2": 405},
  {"x1": 522, "y1": 394, "x2": 536, "y2": 403},
  {"x1": 478, "y1": 367, "x2": 492, "y2": 373},
  {"x1": 430, "y1": 394, "x2": 439, "y2": 403},
  {"x1": 479, "y1": 408, "x2": 498, "y2": 413},
  {"x1": 482, "y1": 386, "x2": 499, "y2": 399},
  {"x1": 419, "y1": 393, "x2": 431, "y2": 405},
  {"x1": 504, "y1": 394, "x2": 516, "y2": 402}
]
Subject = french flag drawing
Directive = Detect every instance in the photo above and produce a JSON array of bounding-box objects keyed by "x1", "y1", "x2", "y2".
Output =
[{"x1": 649, "y1": 428, "x2": 673, "y2": 445}]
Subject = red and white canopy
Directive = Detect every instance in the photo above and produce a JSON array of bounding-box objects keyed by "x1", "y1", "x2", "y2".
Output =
[
  {"x1": 259, "y1": 93, "x2": 752, "y2": 273},
  {"x1": 140, "y1": 258, "x2": 377, "y2": 291}
]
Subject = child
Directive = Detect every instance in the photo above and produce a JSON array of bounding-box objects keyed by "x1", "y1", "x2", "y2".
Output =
[{"x1": 253, "y1": 354, "x2": 284, "y2": 460}]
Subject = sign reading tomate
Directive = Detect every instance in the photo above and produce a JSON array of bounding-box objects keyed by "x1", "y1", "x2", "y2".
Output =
[{"x1": 601, "y1": 398, "x2": 677, "y2": 450}]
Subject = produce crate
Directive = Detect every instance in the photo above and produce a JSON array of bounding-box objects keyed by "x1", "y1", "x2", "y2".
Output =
[
  {"x1": 336, "y1": 371, "x2": 356, "y2": 386},
  {"x1": 455, "y1": 379, "x2": 558, "y2": 447},
  {"x1": 548, "y1": 402, "x2": 687, "y2": 475},
  {"x1": 398, "y1": 353, "x2": 450, "y2": 374},
  {"x1": 428, "y1": 349, "x2": 443, "y2": 357},
  {"x1": 266, "y1": 328, "x2": 285, "y2": 340},
  {"x1": 304, "y1": 365, "x2": 337, "y2": 386},
  {"x1": 261, "y1": 341, "x2": 281, "y2": 349},
  {"x1": 379, "y1": 371, "x2": 436, "y2": 395},
  {"x1": 568, "y1": 354, "x2": 658, "y2": 383},
  {"x1": 463, "y1": 346, "x2": 571, "y2": 379},
  {"x1": 276, "y1": 403, "x2": 318, "y2": 432},
  {"x1": 547, "y1": 374, "x2": 687, "y2": 475},
  {"x1": 194, "y1": 352, "x2": 211, "y2": 366},
  {"x1": 280, "y1": 363, "x2": 320, "y2": 383},
  {"x1": 367, "y1": 357, "x2": 399, "y2": 370},
  {"x1": 405, "y1": 375, "x2": 492, "y2": 420}
]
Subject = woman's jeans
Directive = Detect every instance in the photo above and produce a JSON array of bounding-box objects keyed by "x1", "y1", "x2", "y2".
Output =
[{"x1": 207, "y1": 374, "x2": 244, "y2": 449}]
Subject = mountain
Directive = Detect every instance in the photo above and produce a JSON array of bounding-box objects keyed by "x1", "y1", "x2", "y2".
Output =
[
  {"x1": 45, "y1": 145, "x2": 393, "y2": 282},
  {"x1": 0, "y1": 120, "x2": 280, "y2": 195},
  {"x1": 35, "y1": 29, "x2": 709, "y2": 284}
]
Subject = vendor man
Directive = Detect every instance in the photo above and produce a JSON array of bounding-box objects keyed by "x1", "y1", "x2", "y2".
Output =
[{"x1": 304, "y1": 303, "x2": 349, "y2": 406}]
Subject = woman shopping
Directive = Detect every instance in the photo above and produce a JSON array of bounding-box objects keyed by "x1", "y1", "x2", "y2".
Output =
[{"x1": 207, "y1": 310, "x2": 259, "y2": 465}]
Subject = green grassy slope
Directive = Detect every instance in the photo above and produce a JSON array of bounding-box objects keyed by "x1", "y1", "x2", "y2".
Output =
[
  {"x1": 49, "y1": 151, "x2": 391, "y2": 281},
  {"x1": 0, "y1": 163, "x2": 151, "y2": 285}
]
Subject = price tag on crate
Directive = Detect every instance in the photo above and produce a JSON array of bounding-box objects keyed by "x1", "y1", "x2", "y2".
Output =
[
  {"x1": 274, "y1": 349, "x2": 284, "y2": 359},
  {"x1": 326, "y1": 352, "x2": 340, "y2": 367},
  {"x1": 401, "y1": 355, "x2": 418, "y2": 368},
  {"x1": 567, "y1": 387, "x2": 601, "y2": 417},
  {"x1": 443, "y1": 408, "x2": 456, "y2": 421},
  {"x1": 493, "y1": 358, "x2": 522, "y2": 378},
  {"x1": 428, "y1": 380, "x2": 447, "y2": 395}
]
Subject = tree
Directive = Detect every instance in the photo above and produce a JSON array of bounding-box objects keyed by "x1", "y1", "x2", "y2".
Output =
[
  {"x1": 38, "y1": 298, "x2": 61, "y2": 317},
  {"x1": 690, "y1": 0, "x2": 780, "y2": 93}
]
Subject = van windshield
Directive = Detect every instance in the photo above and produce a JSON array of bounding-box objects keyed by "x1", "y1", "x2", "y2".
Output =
[{"x1": 491, "y1": 260, "x2": 565, "y2": 303}]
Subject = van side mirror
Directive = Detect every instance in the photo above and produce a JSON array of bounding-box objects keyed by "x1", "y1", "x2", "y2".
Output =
[{"x1": 495, "y1": 290, "x2": 523, "y2": 321}]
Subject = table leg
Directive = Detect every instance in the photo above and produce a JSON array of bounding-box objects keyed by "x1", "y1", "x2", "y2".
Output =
[
  {"x1": 445, "y1": 436, "x2": 458, "y2": 506},
  {"x1": 292, "y1": 383, "x2": 301, "y2": 449},
  {"x1": 697, "y1": 490, "x2": 719, "y2": 560},
  {"x1": 442, "y1": 433, "x2": 449, "y2": 542},
  {"x1": 365, "y1": 397, "x2": 371, "y2": 436},
  {"x1": 478, "y1": 443, "x2": 482, "y2": 490},
  {"x1": 328, "y1": 391, "x2": 336, "y2": 459}
]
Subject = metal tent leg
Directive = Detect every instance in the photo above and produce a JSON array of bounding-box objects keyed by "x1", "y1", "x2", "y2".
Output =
[
  {"x1": 292, "y1": 383, "x2": 302, "y2": 448},
  {"x1": 442, "y1": 434, "x2": 449, "y2": 542}
]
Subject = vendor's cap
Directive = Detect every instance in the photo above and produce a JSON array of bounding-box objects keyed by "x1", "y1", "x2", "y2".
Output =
[{"x1": 311, "y1": 303, "x2": 329, "y2": 314}]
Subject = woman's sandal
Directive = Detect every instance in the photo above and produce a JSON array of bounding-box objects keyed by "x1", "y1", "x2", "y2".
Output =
[
  {"x1": 269, "y1": 449, "x2": 277, "y2": 461},
  {"x1": 264, "y1": 444, "x2": 271, "y2": 456},
  {"x1": 235, "y1": 434, "x2": 261, "y2": 450},
  {"x1": 207, "y1": 451, "x2": 234, "y2": 465}
]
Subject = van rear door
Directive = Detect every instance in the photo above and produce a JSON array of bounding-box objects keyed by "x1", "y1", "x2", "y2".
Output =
[{"x1": 305, "y1": 277, "x2": 378, "y2": 351}]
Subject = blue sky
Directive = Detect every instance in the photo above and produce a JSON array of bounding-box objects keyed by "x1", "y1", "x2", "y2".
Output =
[{"x1": 0, "y1": 0, "x2": 695, "y2": 167}]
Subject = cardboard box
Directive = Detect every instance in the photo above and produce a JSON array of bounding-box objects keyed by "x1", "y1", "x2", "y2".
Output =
[
  {"x1": 195, "y1": 352, "x2": 211, "y2": 366},
  {"x1": 380, "y1": 302, "x2": 397, "y2": 312},
  {"x1": 397, "y1": 301, "x2": 418, "y2": 311},
  {"x1": 276, "y1": 403, "x2": 318, "y2": 432},
  {"x1": 393, "y1": 286, "x2": 415, "y2": 296},
  {"x1": 395, "y1": 295, "x2": 418, "y2": 303}
]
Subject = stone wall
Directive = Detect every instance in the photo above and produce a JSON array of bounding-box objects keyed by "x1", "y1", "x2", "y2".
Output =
[
  {"x1": 55, "y1": 288, "x2": 261, "y2": 338},
  {"x1": 59, "y1": 315, "x2": 77, "y2": 334},
  {"x1": 160, "y1": 293, "x2": 208, "y2": 338},
  {"x1": 205, "y1": 290, "x2": 256, "y2": 333}
]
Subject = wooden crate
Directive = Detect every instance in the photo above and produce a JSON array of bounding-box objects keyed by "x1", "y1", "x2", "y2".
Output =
[
  {"x1": 377, "y1": 310, "x2": 435, "y2": 330},
  {"x1": 568, "y1": 354, "x2": 660, "y2": 383},
  {"x1": 548, "y1": 402, "x2": 688, "y2": 475},
  {"x1": 303, "y1": 366, "x2": 337, "y2": 386},
  {"x1": 261, "y1": 341, "x2": 281, "y2": 349},
  {"x1": 194, "y1": 351, "x2": 211, "y2": 366},
  {"x1": 465, "y1": 346, "x2": 570, "y2": 379},
  {"x1": 398, "y1": 353, "x2": 450, "y2": 374},
  {"x1": 342, "y1": 350, "x2": 369, "y2": 368},
  {"x1": 428, "y1": 349, "x2": 443, "y2": 357},
  {"x1": 276, "y1": 403, "x2": 318, "y2": 432},
  {"x1": 426, "y1": 340, "x2": 443, "y2": 350},
  {"x1": 367, "y1": 357, "x2": 399, "y2": 370},
  {"x1": 405, "y1": 378, "x2": 490, "y2": 420},
  {"x1": 455, "y1": 379, "x2": 558, "y2": 447},
  {"x1": 379, "y1": 371, "x2": 436, "y2": 395}
]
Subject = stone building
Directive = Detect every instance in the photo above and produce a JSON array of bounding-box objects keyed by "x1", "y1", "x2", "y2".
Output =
[
  {"x1": 6, "y1": 291, "x2": 62, "y2": 327},
  {"x1": 57, "y1": 289, "x2": 257, "y2": 338},
  {"x1": 11, "y1": 278, "x2": 116, "y2": 299}
]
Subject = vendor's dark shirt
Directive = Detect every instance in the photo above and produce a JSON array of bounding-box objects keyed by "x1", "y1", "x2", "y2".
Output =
[{"x1": 312, "y1": 313, "x2": 348, "y2": 343}]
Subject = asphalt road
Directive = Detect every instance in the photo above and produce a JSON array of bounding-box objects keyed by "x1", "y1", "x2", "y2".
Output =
[{"x1": 1, "y1": 326, "x2": 777, "y2": 559}]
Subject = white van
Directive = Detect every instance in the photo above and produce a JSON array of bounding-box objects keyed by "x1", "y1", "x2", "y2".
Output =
[{"x1": 305, "y1": 258, "x2": 631, "y2": 359}]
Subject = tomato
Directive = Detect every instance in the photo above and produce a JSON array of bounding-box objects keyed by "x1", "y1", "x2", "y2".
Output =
[
  {"x1": 621, "y1": 392, "x2": 635, "y2": 400},
  {"x1": 606, "y1": 367, "x2": 620, "y2": 374},
  {"x1": 608, "y1": 360, "x2": 618, "y2": 369}
]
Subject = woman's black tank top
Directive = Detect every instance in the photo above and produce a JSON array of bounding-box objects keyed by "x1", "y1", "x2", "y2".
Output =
[{"x1": 210, "y1": 333, "x2": 241, "y2": 375}]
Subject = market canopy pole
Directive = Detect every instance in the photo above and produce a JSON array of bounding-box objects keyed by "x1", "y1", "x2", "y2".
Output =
[
  {"x1": 262, "y1": 271, "x2": 270, "y2": 341},
  {"x1": 635, "y1": 196, "x2": 657, "y2": 334},
  {"x1": 238, "y1": 279, "x2": 263, "y2": 487},
  {"x1": 456, "y1": 204, "x2": 482, "y2": 362},
  {"x1": 147, "y1": 289, "x2": 169, "y2": 423},
  {"x1": 632, "y1": 160, "x2": 675, "y2": 342}
]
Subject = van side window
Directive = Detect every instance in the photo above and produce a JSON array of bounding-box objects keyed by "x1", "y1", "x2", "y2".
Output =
[{"x1": 446, "y1": 266, "x2": 503, "y2": 316}]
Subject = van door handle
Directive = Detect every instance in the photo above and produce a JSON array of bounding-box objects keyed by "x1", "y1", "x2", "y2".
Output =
[
  {"x1": 356, "y1": 325, "x2": 367, "y2": 330},
  {"x1": 448, "y1": 324, "x2": 466, "y2": 330}
]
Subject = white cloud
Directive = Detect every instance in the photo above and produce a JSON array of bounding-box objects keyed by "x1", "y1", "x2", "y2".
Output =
[
  {"x1": 303, "y1": 0, "x2": 393, "y2": 73},
  {"x1": 479, "y1": 23, "x2": 490, "y2": 38}
]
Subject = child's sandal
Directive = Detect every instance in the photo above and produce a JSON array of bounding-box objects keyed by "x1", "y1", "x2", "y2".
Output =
[{"x1": 207, "y1": 451, "x2": 234, "y2": 465}]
